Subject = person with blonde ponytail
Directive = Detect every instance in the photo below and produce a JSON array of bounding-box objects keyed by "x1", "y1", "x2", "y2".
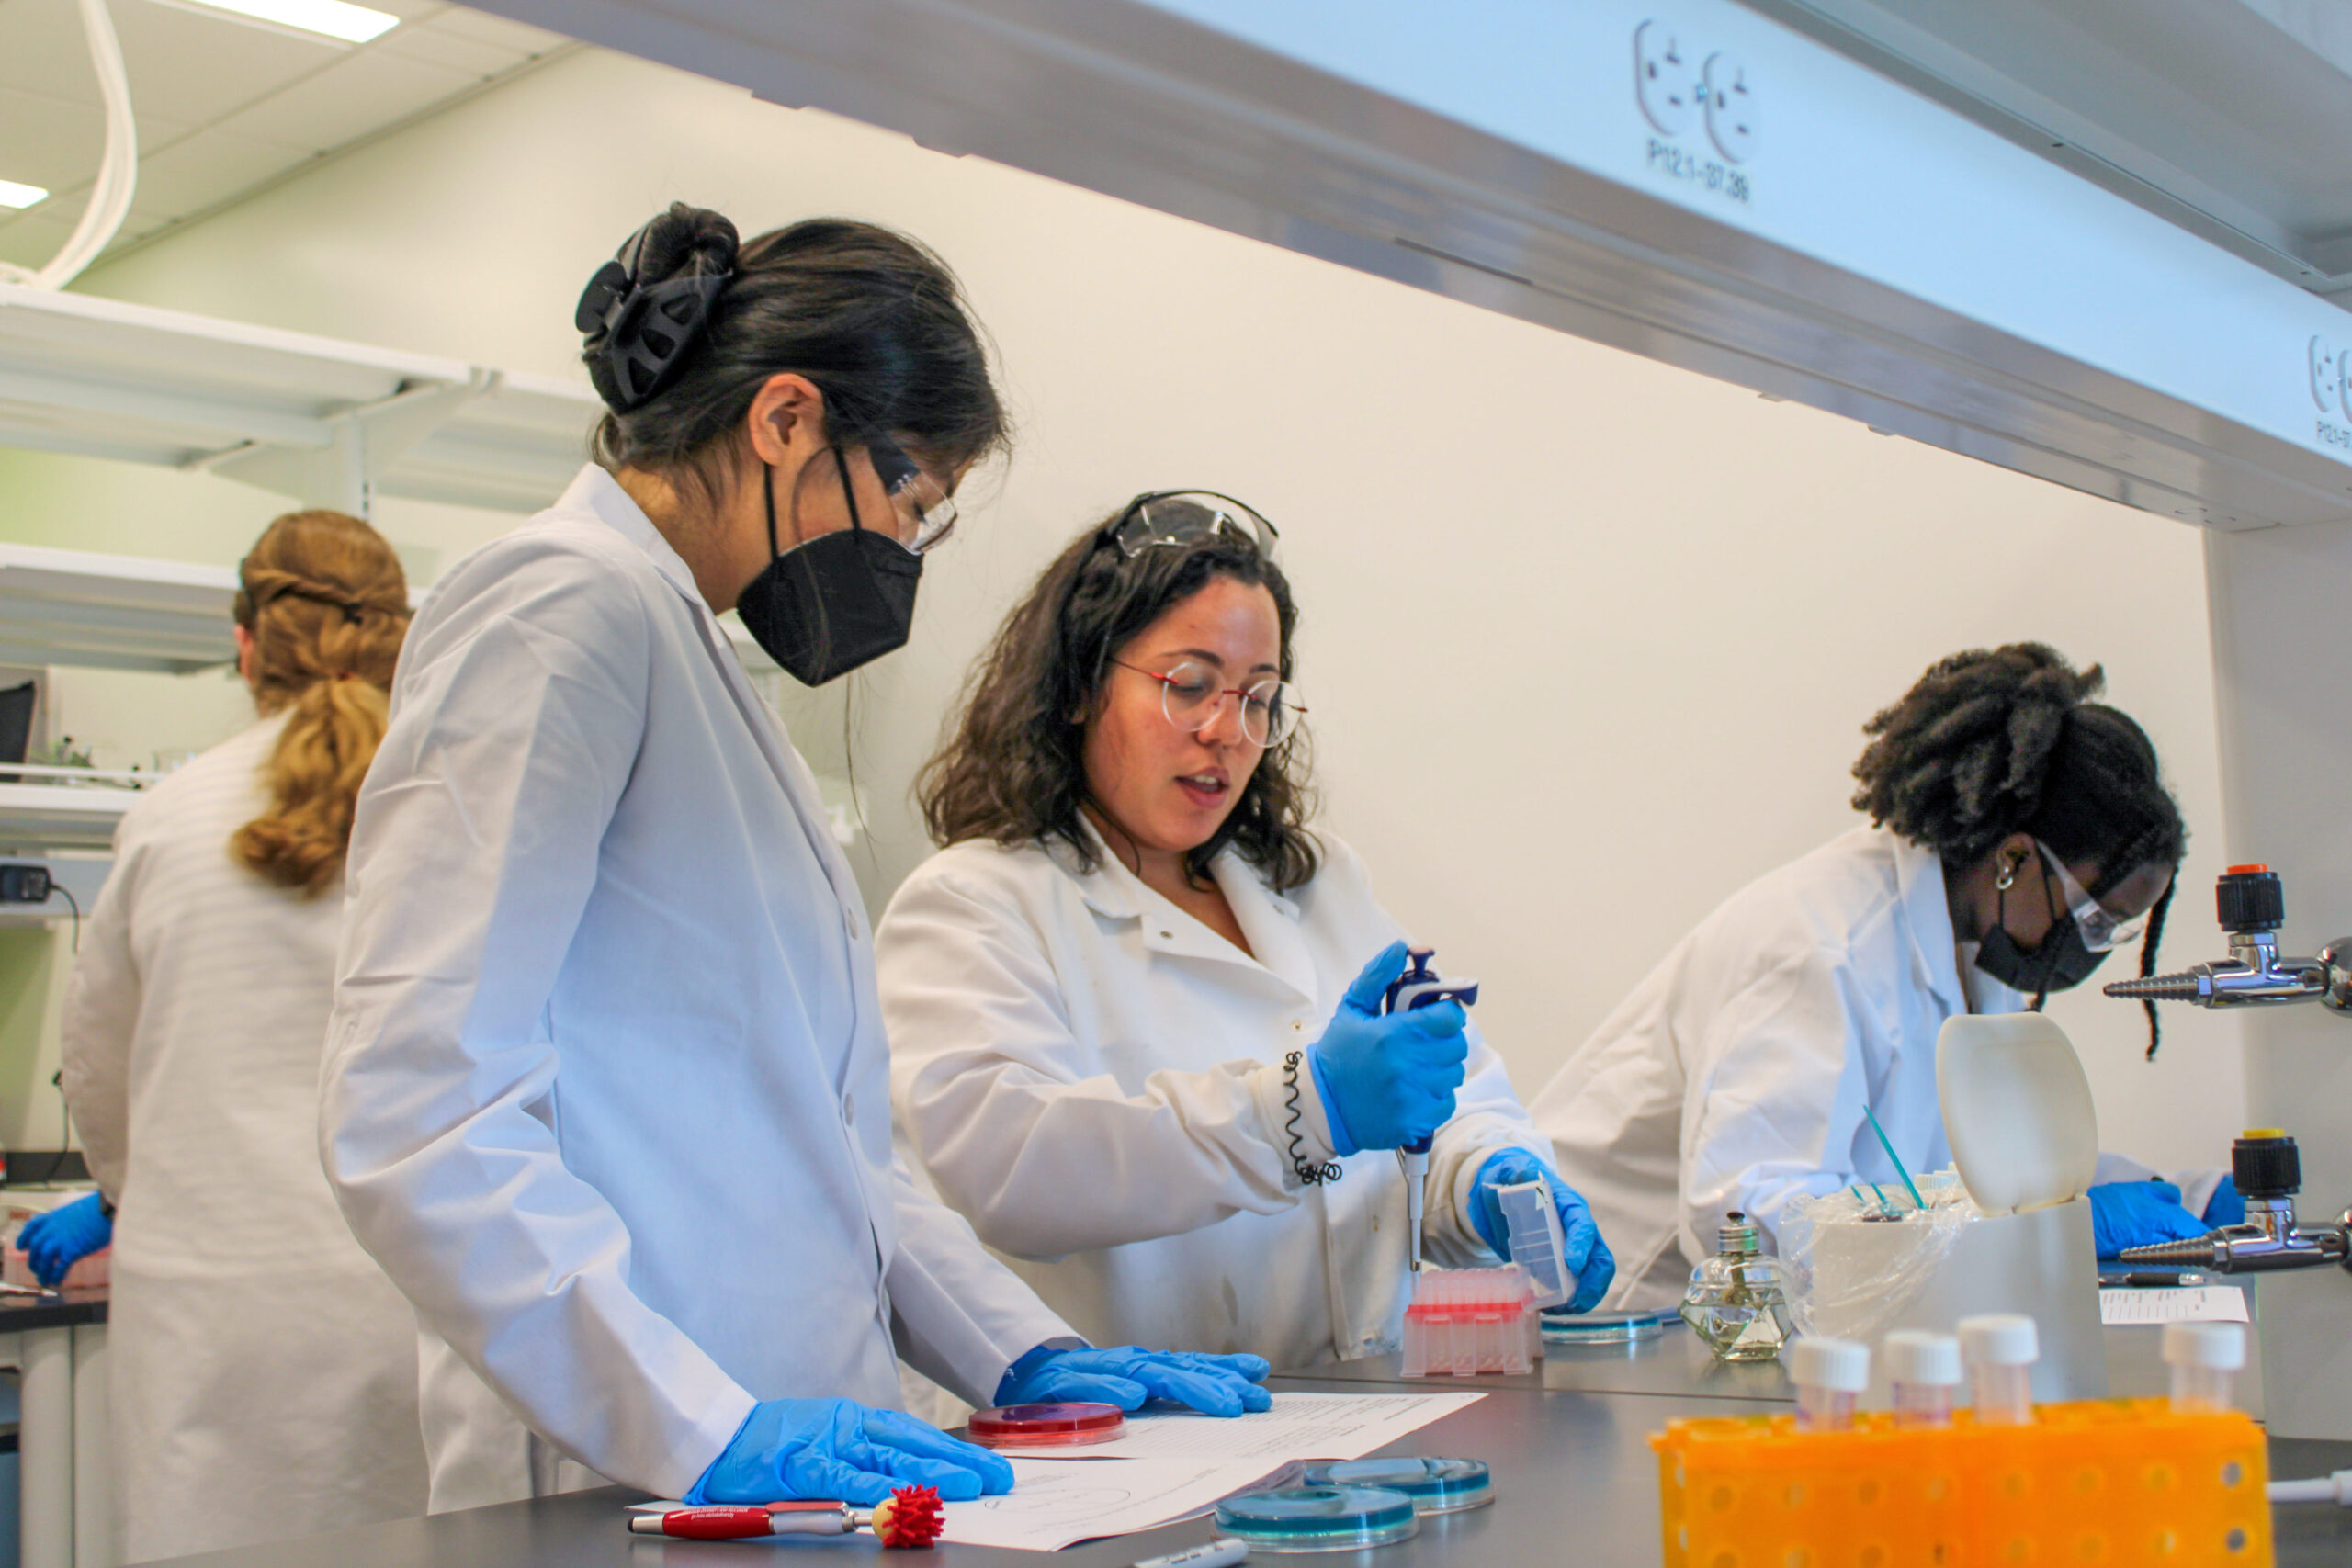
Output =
[{"x1": 51, "y1": 510, "x2": 428, "y2": 1562}]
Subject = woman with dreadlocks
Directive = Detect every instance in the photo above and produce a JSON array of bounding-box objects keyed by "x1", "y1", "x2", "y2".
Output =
[{"x1": 1530, "y1": 644, "x2": 2235, "y2": 1311}]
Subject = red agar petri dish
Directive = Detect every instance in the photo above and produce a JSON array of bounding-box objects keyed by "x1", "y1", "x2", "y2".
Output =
[{"x1": 966, "y1": 1403, "x2": 1127, "y2": 1448}]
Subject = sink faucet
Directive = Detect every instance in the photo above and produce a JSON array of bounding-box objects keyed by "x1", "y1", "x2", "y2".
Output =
[
  {"x1": 2102, "y1": 865, "x2": 2352, "y2": 1013},
  {"x1": 2121, "y1": 1131, "x2": 2352, "y2": 1275}
]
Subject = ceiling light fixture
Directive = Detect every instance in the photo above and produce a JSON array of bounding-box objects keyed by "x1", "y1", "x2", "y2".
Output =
[
  {"x1": 157, "y1": 0, "x2": 400, "y2": 45},
  {"x1": 0, "y1": 181, "x2": 50, "y2": 210}
]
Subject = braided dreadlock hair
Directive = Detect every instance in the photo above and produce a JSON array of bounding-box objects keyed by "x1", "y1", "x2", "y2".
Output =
[{"x1": 1850, "y1": 643, "x2": 2188, "y2": 1057}]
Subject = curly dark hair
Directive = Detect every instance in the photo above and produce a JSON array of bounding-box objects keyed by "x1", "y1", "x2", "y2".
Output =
[
  {"x1": 918, "y1": 511, "x2": 1320, "y2": 891},
  {"x1": 1851, "y1": 642, "x2": 2188, "y2": 1056}
]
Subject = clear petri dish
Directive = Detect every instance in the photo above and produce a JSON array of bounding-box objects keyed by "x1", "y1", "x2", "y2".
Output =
[
  {"x1": 1300, "y1": 1457, "x2": 1493, "y2": 1514},
  {"x1": 1215, "y1": 1486, "x2": 1421, "y2": 1551},
  {"x1": 1540, "y1": 1309, "x2": 1671, "y2": 1345},
  {"x1": 966, "y1": 1403, "x2": 1127, "y2": 1448}
]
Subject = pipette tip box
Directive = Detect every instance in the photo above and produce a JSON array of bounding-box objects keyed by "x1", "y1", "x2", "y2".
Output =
[
  {"x1": 1400, "y1": 1265, "x2": 1540, "y2": 1376},
  {"x1": 1650, "y1": 1397, "x2": 2271, "y2": 1567}
]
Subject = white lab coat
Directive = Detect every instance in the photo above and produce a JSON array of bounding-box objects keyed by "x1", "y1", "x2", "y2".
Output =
[
  {"x1": 320, "y1": 466, "x2": 1072, "y2": 1510},
  {"x1": 1530, "y1": 826, "x2": 2222, "y2": 1311},
  {"x1": 879, "y1": 829, "x2": 1547, "y2": 1373},
  {"x1": 61, "y1": 715, "x2": 427, "y2": 1564}
]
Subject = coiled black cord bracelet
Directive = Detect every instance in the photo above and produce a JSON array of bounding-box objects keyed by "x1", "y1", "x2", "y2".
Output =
[{"x1": 1283, "y1": 1050, "x2": 1342, "y2": 1186}]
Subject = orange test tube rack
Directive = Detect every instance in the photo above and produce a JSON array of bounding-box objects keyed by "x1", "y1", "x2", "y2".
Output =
[{"x1": 1651, "y1": 1397, "x2": 2271, "y2": 1567}]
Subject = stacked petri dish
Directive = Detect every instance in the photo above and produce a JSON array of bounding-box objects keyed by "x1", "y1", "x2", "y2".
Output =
[
  {"x1": 965, "y1": 1403, "x2": 1127, "y2": 1449},
  {"x1": 1214, "y1": 1486, "x2": 1421, "y2": 1551},
  {"x1": 1540, "y1": 1308, "x2": 1671, "y2": 1346},
  {"x1": 1300, "y1": 1457, "x2": 1493, "y2": 1514}
]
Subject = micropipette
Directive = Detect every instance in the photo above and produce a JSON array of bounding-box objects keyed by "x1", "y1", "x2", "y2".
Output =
[
  {"x1": 1382, "y1": 948, "x2": 1478, "y2": 1271},
  {"x1": 1860, "y1": 1102, "x2": 1927, "y2": 1210}
]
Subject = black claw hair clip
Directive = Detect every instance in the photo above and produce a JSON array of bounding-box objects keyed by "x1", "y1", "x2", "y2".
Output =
[{"x1": 576, "y1": 219, "x2": 732, "y2": 413}]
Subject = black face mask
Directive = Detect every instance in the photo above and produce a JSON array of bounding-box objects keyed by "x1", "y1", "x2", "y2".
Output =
[
  {"x1": 736, "y1": 452, "x2": 922, "y2": 686},
  {"x1": 1973, "y1": 863, "x2": 2111, "y2": 1006}
]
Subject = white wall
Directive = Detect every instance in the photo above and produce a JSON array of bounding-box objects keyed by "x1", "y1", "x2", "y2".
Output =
[{"x1": 1, "y1": 43, "x2": 2245, "y2": 1171}]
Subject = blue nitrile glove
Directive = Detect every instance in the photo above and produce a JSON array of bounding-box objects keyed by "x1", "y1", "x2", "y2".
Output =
[
  {"x1": 19, "y1": 1193, "x2": 109, "y2": 1287},
  {"x1": 2203, "y1": 1175, "x2": 2245, "y2": 1228},
  {"x1": 1307, "y1": 941, "x2": 1470, "y2": 1157},
  {"x1": 2086, "y1": 1179, "x2": 2212, "y2": 1259},
  {"x1": 995, "y1": 1345, "x2": 1273, "y2": 1417},
  {"x1": 1466, "y1": 1148, "x2": 1616, "y2": 1314},
  {"x1": 686, "y1": 1397, "x2": 1012, "y2": 1506}
]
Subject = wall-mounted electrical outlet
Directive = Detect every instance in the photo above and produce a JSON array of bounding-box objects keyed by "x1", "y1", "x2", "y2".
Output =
[
  {"x1": 1634, "y1": 20, "x2": 1698, "y2": 137},
  {"x1": 1703, "y1": 51, "x2": 1758, "y2": 164},
  {"x1": 0, "y1": 864, "x2": 53, "y2": 904},
  {"x1": 2310, "y1": 334, "x2": 2341, "y2": 413}
]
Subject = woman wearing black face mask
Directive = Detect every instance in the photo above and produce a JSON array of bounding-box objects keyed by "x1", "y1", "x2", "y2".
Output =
[
  {"x1": 319, "y1": 205, "x2": 1267, "y2": 1518},
  {"x1": 1532, "y1": 644, "x2": 2235, "y2": 1309}
]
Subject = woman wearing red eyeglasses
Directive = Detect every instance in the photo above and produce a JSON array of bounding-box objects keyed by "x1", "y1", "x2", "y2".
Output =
[{"x1": 877, "y1": 494, "x2": 1613, "y2": 1378}]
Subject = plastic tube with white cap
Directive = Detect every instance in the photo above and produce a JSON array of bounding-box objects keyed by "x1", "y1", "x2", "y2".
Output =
[
  {"x1": 1957, "y1": 1314, "x2": 2039, "y2": 1426},
  {"x1": 2268, "y1": 1469, "x2": 2352, "y2": 1506},
  {"x1": 1883, "y1": 1330, "x2": 1961, "y2": 1429},
  {"x1": 2162, "y1": 1322, "x2": 2244, "y2": 1415},
  {"x1": 1788, "y1": 1337, "x2": 1868, "y2": 1432}
]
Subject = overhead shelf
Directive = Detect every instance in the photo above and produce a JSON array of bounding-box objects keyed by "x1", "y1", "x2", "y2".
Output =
[
  {"x1": 0, "y1": 782, "x2": 138, "y2": 852},
  {"x1": 0, "y1": 543, "x2": 237, "y2": 673},
  {"x1": 0, "y1": 538, "x2": 758, "y2": 677},
  {"x1": 0, "y1": 281, "x2": 601, "y2": 515}
]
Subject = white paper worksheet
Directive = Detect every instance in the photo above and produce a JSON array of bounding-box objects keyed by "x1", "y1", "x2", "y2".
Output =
[
  {"x1": 986, "y1": 1390, "x2": 1487, "y2": 1462},
  {"x1": 628, "y1": 1457, "x2": 1292, "y2": 1553},
  {"x1": 2098, "y1": 1285, "x2": 2251, "y2": 1325},
  {"x1": 628, "y1": 1392, "x2": 1490, "y2": 1551},
  {"x1": 936, "y1": 1456, "x2": 1284, "y2": 1551}
]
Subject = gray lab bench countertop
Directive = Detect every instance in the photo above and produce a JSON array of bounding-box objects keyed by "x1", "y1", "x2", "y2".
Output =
[
  {"x1": 1292, "y1": 1315, "x2": 2257, "y2": 1412},
  {"x1": 134, "y1": 1377, "x2": 1762, "y2": 1568},
  {"x1": 0, "y1": 1286, "x2": 104, "y2": 1334},
  {"x1": 139, "y1": 1340, "x2": 2352, "y2": 1568}
]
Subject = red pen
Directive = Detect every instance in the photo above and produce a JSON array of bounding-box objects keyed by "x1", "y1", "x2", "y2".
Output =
[{"x1": 627, "y1": 1486, "x2": 945, "y2": 1547}]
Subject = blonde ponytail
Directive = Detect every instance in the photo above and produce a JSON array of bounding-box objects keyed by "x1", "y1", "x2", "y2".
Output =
[{"x1": 227, "y1": 511, "x2": 410, "y2": 896}]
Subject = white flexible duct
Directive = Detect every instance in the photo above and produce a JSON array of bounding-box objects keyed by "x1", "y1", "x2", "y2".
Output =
[{"x1": 0, "y1": 0, "x2": 137, "y2": 289}]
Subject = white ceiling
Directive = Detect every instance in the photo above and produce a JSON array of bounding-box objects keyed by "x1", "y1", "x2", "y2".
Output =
[{"x1": 0, "y1": 0, "x2": 573, "y2": 275}]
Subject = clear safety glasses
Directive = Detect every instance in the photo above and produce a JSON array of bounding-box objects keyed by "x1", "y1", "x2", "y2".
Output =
[
  {"x1": 2039, "y1": 841, "x2": 2151, "y2": 952},
  {"x1": 1114, "y1": 659, "x2": 1307, "y2": 749},
  {"x1": 1103, "y1": 491, "x2": 1280, "y2": 560},
  {"x1": 865, "y1": 435, "x2": 957, "y2": 555}
]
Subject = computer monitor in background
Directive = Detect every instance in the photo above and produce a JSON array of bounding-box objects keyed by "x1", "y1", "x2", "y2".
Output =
[{"x1": 0, "y1": 681, "x2": 34, "y2": 779}]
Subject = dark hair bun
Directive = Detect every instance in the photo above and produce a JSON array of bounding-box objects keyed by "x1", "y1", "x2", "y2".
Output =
[
  {"x1": 1849, "y1": 643, "x2": 2105, "y2": 865},
  {"x1": 628, "y1": 203, "x2": 739, "y2": 288},
  {"x1": 587, "y1": 213, "x2": 1007, "y2": 491},
  {"x1": 578, "y1": 204, "x2": 741, "y2": 413}
]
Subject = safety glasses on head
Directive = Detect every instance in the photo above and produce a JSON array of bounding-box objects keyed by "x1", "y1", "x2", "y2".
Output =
[
  {"x1": 863, "y1": 434, "x2": 957, "y2": 555},
  {"x1": 2038, "y1": 841, "x2": 2151, "y2": 953},
  {"x1": 1103, "y1": 491, "x2": 1280, "y2": 561}
]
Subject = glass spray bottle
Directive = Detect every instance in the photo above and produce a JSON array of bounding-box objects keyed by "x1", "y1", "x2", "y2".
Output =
[{"x1": 1679, "y1": 1211, "x2": 1792, "y2": 1360}]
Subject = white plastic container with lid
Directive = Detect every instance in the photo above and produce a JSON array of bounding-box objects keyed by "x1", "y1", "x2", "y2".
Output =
[
  {"x1": 1788, "y1": 1337, "x2": 1869, "y2": 1432},
  {"x1": 2162, "y1": 1321, "x2": 2245, "y2": 1414},
  {"x1": 1958, "y1": 1314, "x2": 2039, "y2": 1426},
  {"x1": 1494, "y1": 1179, "x2": 1574, "y2": 1310},
  {"x1": 1784, "y1": 1015, "x2": 2107, "y2": 1406},
  {"x1": 1882, "y1": 1330, "x2": 1962, "y2": 1428}
]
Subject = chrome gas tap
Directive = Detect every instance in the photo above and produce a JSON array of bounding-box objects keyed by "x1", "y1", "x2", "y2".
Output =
[
  {"x1": 2121, "y1": 1131, "x2": 2350, "y2": 1275},
  {"x1": 2103, "y1": 865, "x2": 2352, "y2": 1013}
]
